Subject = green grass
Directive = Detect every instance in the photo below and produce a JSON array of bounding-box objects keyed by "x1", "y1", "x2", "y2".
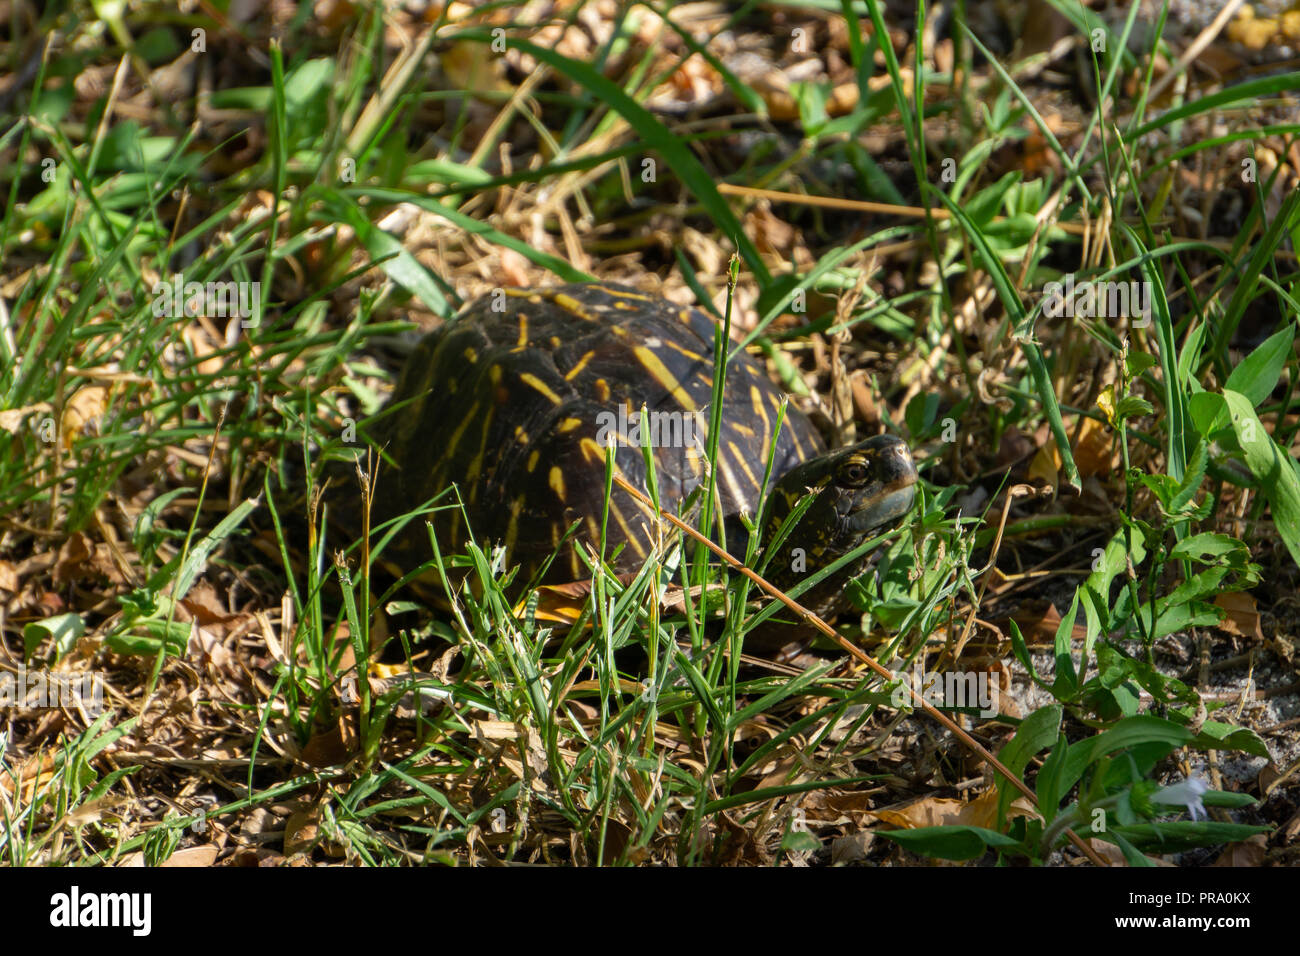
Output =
[{"x1": 0, "y1": 0, "x2": 1294, "y2": 865}]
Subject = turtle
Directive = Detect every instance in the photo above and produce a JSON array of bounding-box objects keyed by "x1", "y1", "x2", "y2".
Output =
[{"x1": 361, "y1": 281, "x2": 918, "y2": 632}]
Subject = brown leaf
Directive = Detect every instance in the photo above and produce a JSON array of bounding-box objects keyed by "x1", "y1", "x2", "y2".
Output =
[
  {"x1": 746, "y1": 204, "x2": 799, "y2": 259},
  {"x1": 1087, "y1": 837, "x2": 1175, "y2": 866},
  {"x1": 61, "y1": 386, "x2": 109, "y2": 450},
  {"x1": 0, "y1": 560, "x2": 17, "y2": 595},
  {"x1": 0, "y1": 402, "x2": 53, "y2": 435},
  {"x1": 1269, "y1": 632, "x2": 1296, "y2": 669},
  {"x1": 51, "y1": 531, "x2": 123, "y2": 586},
  {"x1": 181, "y1": 581, "x2": 238, "y2": 626},
  {"x1": 531, "y1": 571, "x2": 667, "y2": 624},
  {"x1": 1215, "y1": 592, "x2": 1262, "y2": 640},
  {"x1": 187, "y1": 623, "x2": 235, "y2": 678},
  {"x1": 284, "y1": 809, "x2": 320, "y2": 857},
  {"x1": 159, "y1": 845, "x2": 220, "y2": 867},
  {"x1": 961, "y1": 789, "x2": 1036, "y2": 829},
  {"x1": 1027, "y1": 440, "x2": 1060, "y2": 493},
  {"x1": 300, "y1": 717, "x2": 356, "y2": 767},
  {"x1": 869, "y1": 795, "x2": 995, "y2": 830},
  {"x1": 38, "y1": 590, "x2": 66, "y2": 614},
  {"x1": 830, "y1": 831, "x2": 875, "y2": 864},
  {"x1": 1210, "y1": 834, "x2": 1266, "y2": 867},
  {"x1": 439, "y1": 39, "x2": 508, "y2": 93},
  {"x1": 51, "y1": 532, "x2": 93, "y2": 586},
  {"x1": 1072, "y1": 416, "x2": 1113, "y2": 478}
]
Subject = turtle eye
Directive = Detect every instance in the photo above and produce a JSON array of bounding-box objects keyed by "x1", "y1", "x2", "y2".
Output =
[{"x1": 844, "y1": 462, "x2": 870, "y2": 485}]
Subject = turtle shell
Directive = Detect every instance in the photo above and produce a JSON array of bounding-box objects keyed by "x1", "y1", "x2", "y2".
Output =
[{"x1": 371, "y1": 282, "x2": 827, "y2": 583}]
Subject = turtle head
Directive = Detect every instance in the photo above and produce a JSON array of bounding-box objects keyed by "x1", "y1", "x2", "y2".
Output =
[{"x1": 764, "y1": 433, "x2": 918, "y2": 564}]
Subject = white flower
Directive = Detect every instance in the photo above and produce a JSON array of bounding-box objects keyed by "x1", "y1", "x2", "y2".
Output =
[{"x1": 1152, "y1": 776, "x2": 1210, "y2": 822}]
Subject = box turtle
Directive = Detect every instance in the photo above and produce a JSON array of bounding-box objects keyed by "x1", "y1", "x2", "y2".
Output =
[{"x1": 364, "y1": 282, "x2": 917, "y2": 624}]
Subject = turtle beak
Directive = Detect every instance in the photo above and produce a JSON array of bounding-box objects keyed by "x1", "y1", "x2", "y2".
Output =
[{"x1": 846, "y1": 436, "x2": 918, "y2": 533}]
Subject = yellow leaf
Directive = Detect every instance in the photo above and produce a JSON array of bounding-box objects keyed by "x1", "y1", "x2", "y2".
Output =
[{"x1": 1096, "y1": 384, "x2": 1117, "y2": 427}]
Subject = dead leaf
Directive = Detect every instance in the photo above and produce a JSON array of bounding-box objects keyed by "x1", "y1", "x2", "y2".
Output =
[
  {"x1": 0, "y1": 402, "x2": 53, "y2": 435},
  {"x1": 1087, "y1": 837, "x2": 1175, "y2": 866},
  {"x1": 51, "y1": 532, "x2": 93, "y2": 586},
  {"x1": 1269, "y1": 632, "x2": 1296, "y2": 669},
  {"x1": 51, "y1": 531, "x2": 122, "y2": 586},
  {"x1": 0, "y1": 560, "x2": 17, "y2": 594},
  {"x1": 440, "y1": 39, "x2": 508, "y2": 94},
  {"x1": 471, "y1": 720, "x2": 521, "y2": 741},
  {"x1": 181, "y1": 581, "x2": 238, "y2": 626},
  {"x1": 962, "y1": 788, "x2": 1036, "y2": 829},
  {"x1": 1027, "y1": 439, "x2": 1060, "y2": 492},
  {"x1": 1072, "y1": 416, "x2": 1113, "y2": 478},
  {"x1": 747, "y1": 204, "x2": 800, "y2": 259},
  {"x1": 869, "y1": 793, "x2": 1033, "y2": 830},
  {"x1": 830, "y1": 831, "x2": 875, "y2": 864},
  {"x1": 300, "y1": 717, "x2": 356, "y2": 767},
  {"x1": 1215, "y1": 592, "x2": 1263, "y2": 640},
  {"x1": 1210, "y1": 833, "x2": 1266, "y2": 867},
  {"x1": 61, "y1": 385, "x2": 109, "y2": 450},
  {"x1": 187, "y1": 623, "x2": 234, "y2": 677},
  {"x1": 284, "y1": 809, "x2": 320, "y2": 857},
  {"x1": 159, "y1": 845, "x2": 220, "y2": 867}
]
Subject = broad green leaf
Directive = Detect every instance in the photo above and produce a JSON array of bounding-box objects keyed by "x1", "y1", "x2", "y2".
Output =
[
  {"x1": 1052, "y1": 591, "x2": 1081, "y2": 697},
  {"x1": 1109, "y1": 821, "x2": 1271, "y2": 853},
  {"x1": 1007, "y1": 619, "x2": 1048, "y2": 689},
  {"x1": 781, "y1": 830, "x2": 821, "y2": 853},
  {"x1": 1035, "y1": 734, "x2": 1069, "y2": 817},
  {"x1": 1080, "y1": 528, "x2": 1146, "y2": 650},
  {"x1": 1225, "y1": 323, "x2": 1295, "y2": 408},
  {"x1": 1135, "y1": 598, "x2": 1223, "y2": 641},
  {"x1": 1192, "y1": 722, "x2": 1269, "y2": 758},
  {"x1": 1169, "y1": 439, "x2": 1207, "y2": 512},
  {"x1": 105, "y1": 619, "x2": 189, "y2": 657},
  {"x1": 876, "y1": 825, "x2": 1023, "y2": 861},
  {"x1": 1167, "y1": 533, "x2": 1250, "y2": 563},
  {"x1": 1224, "y1": 389, "x2": 1300, "y2": 568},
  {"x1": 996, "y1": 704, "x2": 1061, "y2": 824},
  {"x1": 1188, "y1": 390, "x2": 1228, "y2": 437},
  {"x1": 1056, "y1": 717, "x2": 1193, "y2": 800},
  {"x1": 23, "y1": 613, "x2": 86, "y2": 663}
]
